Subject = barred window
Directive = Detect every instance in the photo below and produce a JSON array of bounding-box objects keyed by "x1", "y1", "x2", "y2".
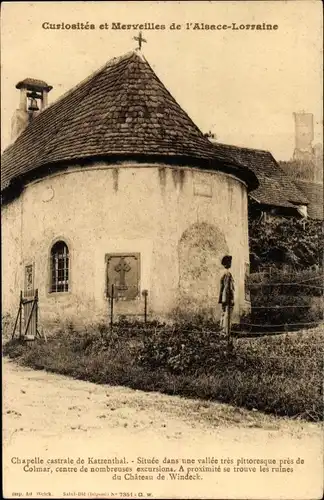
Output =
[{"x1": 51, "y1": 241, "x2": 69, "y2": 292}]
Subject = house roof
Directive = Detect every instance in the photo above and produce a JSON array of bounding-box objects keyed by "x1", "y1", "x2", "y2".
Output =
[
  {"x1": 1, "y1": 51, "x2": 257, "y2": 193},
  {"x1": 210, "y1": 142, "x2": 308, "y2": 208},
  {"x1": 294, "y1": 180, "x2": 323, "y2": 220}
]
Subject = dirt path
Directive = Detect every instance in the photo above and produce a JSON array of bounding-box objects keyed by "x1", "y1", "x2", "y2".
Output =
[{"x1": 3, "y1": 358, "x2": 323, "y2": 499}]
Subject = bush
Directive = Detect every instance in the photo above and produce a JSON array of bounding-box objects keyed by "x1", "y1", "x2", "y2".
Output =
[
  {"x1": 249, "y1": 217, "x2": 323, "y2": 270},
  {"x1": 138, "y1": 323, "x2": 223, "y2": 374},
  {"x1": 138, "y1": 326, "x2": 323, "y2": 419}
]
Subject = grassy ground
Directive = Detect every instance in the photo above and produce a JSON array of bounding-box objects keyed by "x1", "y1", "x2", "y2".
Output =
[{"x1": 3, "y1": 323, "x2": 323, "y2": 422}]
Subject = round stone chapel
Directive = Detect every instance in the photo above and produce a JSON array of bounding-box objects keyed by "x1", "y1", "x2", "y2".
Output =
[{"x1": 2, "y1": 51, "x2": 258, "y2": 328}]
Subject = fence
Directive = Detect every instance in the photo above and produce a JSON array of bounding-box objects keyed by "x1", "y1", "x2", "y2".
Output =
[
  {"x1": 109, "y1": 284, "x2": 149, "y2": 328},
  {"x1": 11, "y1": 274, "x2": 322, "y2": 340},
  {"x1": 106, "y1": 274, "x2": 323, "y2": 339},
  {"x1": 232, "y1": 272, "x2": 323, "y2": 337}
]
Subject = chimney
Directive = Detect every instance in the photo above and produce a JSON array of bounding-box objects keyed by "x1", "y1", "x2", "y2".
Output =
[{"x1": 11, "y1": 78, "x2": 52, "y2": 143}]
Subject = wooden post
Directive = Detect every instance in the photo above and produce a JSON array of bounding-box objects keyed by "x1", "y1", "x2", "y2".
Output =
[
  {"x1": 227, "y1": 304, "x2": 232, "y2": 351},
  {"x1": 110, "y1": 284, "x2": 115, "y2": 329},
  {"x1": 35, "y1": 289, "x2": 38, "y2": 338},
  {"x1": 12, "y1": 293, "x2": 22, "y2": 339},
  {"x1": 142, "y1": 290, "x2": 148, "y2": 323},
  {"x1": 23, "y1": 298, "x2": 36, "y2": 337},
  {"x1": 19, "y1": 291, "x2": 23, "y2": 339}
]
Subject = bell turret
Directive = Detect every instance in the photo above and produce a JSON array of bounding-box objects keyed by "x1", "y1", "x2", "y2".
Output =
[{"x1": 11, "y1": 78, "x2": 52, "y2": 143}]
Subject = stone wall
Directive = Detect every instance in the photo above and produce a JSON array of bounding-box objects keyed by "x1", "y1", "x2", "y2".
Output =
[
  {"x1": 2, "y1": 162, "x2": 250, "y2": 329},
  {"x1": 2, "y1": 197, "x2": 22, "y2": 318}
]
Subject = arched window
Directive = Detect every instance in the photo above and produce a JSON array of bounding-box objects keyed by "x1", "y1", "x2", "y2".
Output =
[{"x1": 50, "y1": 241, "x2": 69, "y2": 292}]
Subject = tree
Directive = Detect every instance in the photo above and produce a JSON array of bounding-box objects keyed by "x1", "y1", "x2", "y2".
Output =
[{"x1": 249, "y1": 217, "x2": 323, "y2": 270}]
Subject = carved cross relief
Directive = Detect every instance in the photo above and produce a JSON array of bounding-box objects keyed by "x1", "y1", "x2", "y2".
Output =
[
  {"x1": 114, "y1": 257, "x2": 131, "y2": 289},
  {"x1": 106, "y1": 253, "x2": 140, "y2": 300}
]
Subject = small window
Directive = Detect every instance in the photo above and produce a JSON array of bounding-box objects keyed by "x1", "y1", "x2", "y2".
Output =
[{"x1": 50, "y1": 241, "x2": 69, "y2": 292}]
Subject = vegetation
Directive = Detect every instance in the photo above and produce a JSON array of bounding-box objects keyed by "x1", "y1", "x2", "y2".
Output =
[
  {"x1": 3, "y1": 218, "x2": 322, "y2": 425},
  {"x1": 249, "y1": 217, "x2": 323, "y2": 270},
  {"x1": 245, "y1": 268, "x2": 323, "y2": 332},
  {"x1": 247, "y1": 217, "x2": 323, "y2": 331},
  {"x1": 3, "y1": 321, "x2": 323, "y2": 422}
]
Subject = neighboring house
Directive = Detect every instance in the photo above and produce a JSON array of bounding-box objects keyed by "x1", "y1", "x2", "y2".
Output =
[
  {"x1": 1, "y1": 50, "x2": 258, "y2": 328},
  {"x1": 209, "y1": 142, "x2": 309, "y2": 219},
  {"x1": 279, "y1": 160, "x2": 323, "y2": 220},
  {"x1": 293, "y1": 180, "x2": 323, "y2": 220}
]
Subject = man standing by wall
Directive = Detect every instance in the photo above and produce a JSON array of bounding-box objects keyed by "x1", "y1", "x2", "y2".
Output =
[{"x1": 218, "y1": 255, "x2": 235, "y2": 343}]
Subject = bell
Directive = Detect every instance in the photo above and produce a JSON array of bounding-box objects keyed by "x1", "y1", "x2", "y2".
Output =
[{"x1": 28, "y1": 97, "x2": 39, "y2": 112}]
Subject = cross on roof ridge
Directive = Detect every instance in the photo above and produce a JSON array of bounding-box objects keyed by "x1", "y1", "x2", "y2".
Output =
[{"x1": 133, "y1": 31, "x2": 147, "y2": 51}]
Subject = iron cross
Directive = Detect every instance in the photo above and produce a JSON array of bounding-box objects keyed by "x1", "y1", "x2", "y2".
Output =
[{"x1": 134, "y1": 31, "x2": 147, "y2": 51}]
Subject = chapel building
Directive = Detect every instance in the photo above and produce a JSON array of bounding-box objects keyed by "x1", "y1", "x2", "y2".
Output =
[{"x1": 1, "y1": 51, "x2": 258, "y2": 327}]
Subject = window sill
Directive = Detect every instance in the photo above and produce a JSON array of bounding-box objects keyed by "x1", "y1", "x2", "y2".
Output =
[{"x1": 47, "y1": 291, "x2": 71, "y2": 297}]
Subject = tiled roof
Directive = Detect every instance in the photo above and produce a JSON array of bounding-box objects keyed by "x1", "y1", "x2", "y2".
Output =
[
  {"x1": 295, "y1": 181, "x2": 323, "y2": 220},
  {"x1": 210, "y1": 142, "x2": 308, "y2": 208},
  {"x1": 1, "y1": 51, "x2": 257, "y2": 192}
]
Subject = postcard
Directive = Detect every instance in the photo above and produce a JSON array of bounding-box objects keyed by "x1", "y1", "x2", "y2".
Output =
[{"x1": 2, "y1": 1, "x2": 323, "y2": 499}]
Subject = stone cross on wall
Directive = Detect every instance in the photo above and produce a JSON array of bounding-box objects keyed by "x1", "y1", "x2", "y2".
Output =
[
  {"x1": 114, "y1": 257, "x2": 131, "y2": 287},
  {"x1": 106, "y1": 253, "x2": 140, "y2": 300}
]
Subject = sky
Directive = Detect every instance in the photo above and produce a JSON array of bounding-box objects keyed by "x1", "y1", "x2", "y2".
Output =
[{"x1": 1, "y1": 1, "x2": 323, "y2": 160}]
